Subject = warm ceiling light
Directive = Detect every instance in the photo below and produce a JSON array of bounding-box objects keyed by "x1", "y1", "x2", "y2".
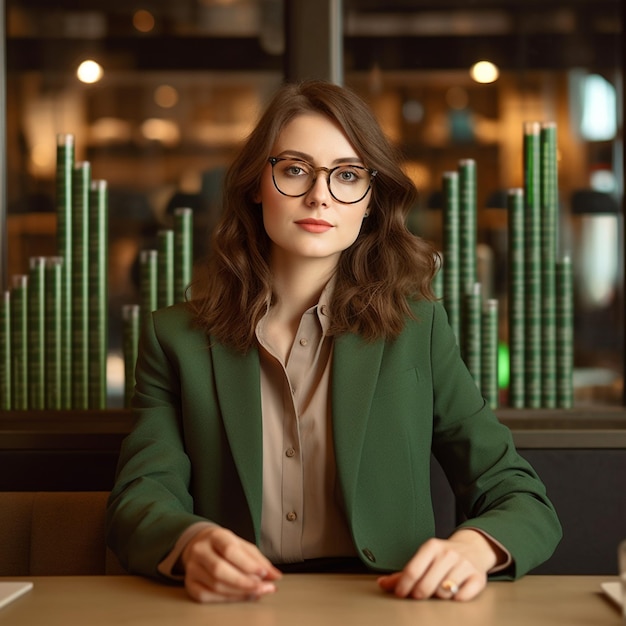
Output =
[
  {"x1": 141, "y1": 118, "x2": 180, "y2": 146},
  {"x1": 76, "y1": 60, "x2": 103, "y2": 84},
  {"x1": 154, "y1": 85, "x2": 179, "y2": 108},
  {"x1": 133, "y1": 9, "x2": 155, "y2": 33},
  {"x1": 470, "y1": 60, "x2": 499, "y2": 84}
]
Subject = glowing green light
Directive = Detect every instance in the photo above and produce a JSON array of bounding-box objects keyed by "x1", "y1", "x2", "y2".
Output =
[{"x1": 498, "y1": 342, "x2": 510, "y2": 389}]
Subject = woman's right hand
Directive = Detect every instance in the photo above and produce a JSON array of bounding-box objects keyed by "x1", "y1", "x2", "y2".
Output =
[{"x1": 181, "y1": 526, "x2": 282, "y2": 603}]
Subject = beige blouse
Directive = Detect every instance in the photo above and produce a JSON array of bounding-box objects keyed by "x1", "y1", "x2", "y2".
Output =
[{"x1": 255, "y1": 282, "x2": 356, "y2": 563}]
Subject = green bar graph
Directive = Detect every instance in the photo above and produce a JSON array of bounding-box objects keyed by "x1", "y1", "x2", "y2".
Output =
[
  {"x1": 442, "y1": 171, "x2": 460, "y2": 343},
  {"x1": 507, "y1": 188, "x2": 525, "y2": 408},
  {"x1": 157, "y1": 229, "x2": 174, "y2": 309},
  {"x1": 88, "y1": 180, "x2": 109, "y2": 409},
  {"x1": 556, "y1": 256, "x2": 574, "y2": 408},
  {"x1": 71, "y1": 161, "x2": 91, "y2": 409},
  {"x1": 56, "y1": 133, "x2": 74, "y2": 409},
  {"x1": 174, "y1": 207, "x2": 193, "y2": 302},
  {"x1": 481, "y1": 298, "x2": 499, "y2": 409},
  {"x1": 458, "y1": 159, "x2": 477, "y2": 298},
  {"x1": 0, "y1": 291, "x2": 10, "y2": 410},
  {"x1": 27, "y1": 257, "x2": 46, "y2": 409},
  {"x1": 462, "y1": 282, "x2": 482, "y2": 389},
  {"x1": 11, "y1": 275, "x2": 28, "y2": 410},
  {"x1": 45, "y1": 257, "x2": 63, "y2": 410},
  {"x1": 140, "y1": 250, "x2": 158, "y2": 324},
  {"x1": 540, "y1": 122, "x2": 558, "y2": 408},
  {"x1": 122, "y1": 304, "x2": 140, "y2": 409},
  {"x1": 523, "y1": 122, "x2": 542, "y2": 408}
]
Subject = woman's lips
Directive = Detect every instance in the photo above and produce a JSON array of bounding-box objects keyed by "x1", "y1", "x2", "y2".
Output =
[{"x1": 295, "y1": 219, "x2": 333, "y2": 233}]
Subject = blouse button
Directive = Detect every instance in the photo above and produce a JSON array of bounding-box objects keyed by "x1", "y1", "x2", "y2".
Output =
[
  {"x1": 299, "y1": 338, "x2": 308, "y2": 347},
  {"x1": 361, "y1": 548, "x2": 376, "y2": 563},
  {"x1": 286, "y1": 511, "x2": 298, "y2": 522},
  {"x1": 320, "y1": 305, "x2": 328, "y2": 316},
  {"x1": 285, "y1": 447, "x2": 296, "y2": 458}
]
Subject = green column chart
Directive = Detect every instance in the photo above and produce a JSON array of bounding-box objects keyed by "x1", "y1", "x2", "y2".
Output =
[
  {"x1": 540, "y1": 122, "x2": 558, "y2": 408},
  {"x1": 556, "y1": 256, "x2": 574, "y2": 408},
  {"x1": 27, "y1": 256, "x2": 46, "y2": 409},
  {"x1": 122, "y1": 304, "x2": 140, "y2": 409},
  {"x1": 88, "y1": 180, "x2": 109, "y2": 409},
  {"x1": 0, "y1": 291, "x2": 10, "y2": 410},
  {"x1": 174, "y1": 207, "x2": 194, "y2": 303},
  {"x1": 462, "y1": 282, "x2": 482, "y2": 389},
  {"x1": 507, "y1": 188, "x2": 525, "y2": 408},
  {"x1": 442, "y1": 171, "x2": 461, "y2": 343},
  {"x1": 71, "y1": 161, "x2": 91, "y2": 409},
  {"x1": 481, "y1": 298, "x2": 499, "y2": 410},
  {"x1": 139, "y1": 249, "x2": 158, "y2": 323},
  {"x1": 523, "y1": 121, "x2": 542, "y2": 408},
  {"x1": 45, "y1": 257, "x2": 63, "y2": 410},
  {"x1": 157, "y1": 229, "x2": 175, "y2": 309},
  {"x1": 458, "y1": 158, "x2": 477, "y2": 299},
  {"x1": 55, "y1": 133, "x2": 74, "y2": 409},
  {"x1": 11, "y1": 275, "x2": 28, "y2": 410}
]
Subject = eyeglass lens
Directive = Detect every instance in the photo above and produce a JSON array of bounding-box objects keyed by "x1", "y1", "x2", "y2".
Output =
[{"x1": 271, "y1": 158, "x2": 373, "y2": 204}]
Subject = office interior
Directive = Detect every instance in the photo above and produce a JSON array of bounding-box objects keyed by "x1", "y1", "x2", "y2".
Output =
[{"x1": 0, "y1": 0, "x2": 625, "y2": 576}]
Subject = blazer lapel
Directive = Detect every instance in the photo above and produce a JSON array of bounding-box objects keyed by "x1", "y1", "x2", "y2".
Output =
[
  {"x1": 211, "y1": 341, "x2": 264, "y2": 540},
  {"x1": 331, "y1": 333, "x2": 385, "y2": 516},
  {"x1": 210, "y1": 333, "x2": 385, "y2": 540}
]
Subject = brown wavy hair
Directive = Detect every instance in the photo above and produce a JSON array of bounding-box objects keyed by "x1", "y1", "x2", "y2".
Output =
[{"x1": 189, "y1": 79, "x2": 439, "y2": 352}]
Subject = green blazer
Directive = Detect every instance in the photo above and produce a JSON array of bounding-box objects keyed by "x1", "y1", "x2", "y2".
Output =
[{"x1": 106, "y1": 299, "x2": 561, "y2": 580}]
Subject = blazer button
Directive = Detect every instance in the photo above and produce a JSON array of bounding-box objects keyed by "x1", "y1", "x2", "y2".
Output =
[{"x1": 361, "y1": 548, "x2": 376, "y2": 563}]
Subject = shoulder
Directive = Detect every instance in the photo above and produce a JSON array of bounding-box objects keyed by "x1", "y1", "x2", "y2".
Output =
[
  {"x1": 394, "y1": 297, "x2": 458, "y2": 361},
  {"x1": 148, "y1": 302, "x2": 209, "y2": 349},
  {"x1": 152, "y1": 301, "x2": 195, "y2": 326},
  {"x1": 405, "y1": 297, "x2": 450, "y2": 333}
]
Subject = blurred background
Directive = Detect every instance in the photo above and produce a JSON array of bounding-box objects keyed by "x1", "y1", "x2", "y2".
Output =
[{"x1": 2, "y1": 0, "x2": 623, "y2": 407}]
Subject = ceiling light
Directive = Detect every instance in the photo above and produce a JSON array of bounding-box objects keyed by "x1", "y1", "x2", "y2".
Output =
[
  {"x1": 470, "y1": 60, "x2": 499, "y2": 84},
  {"x1": 154, "y1": 85, "x2": 179, "y2": 108},
  {"x1": 76, "y1": 60, "x2": 103, "y2": 84},
  {"x1": 133, "y1": 10, "x2": 155, "y2": 33}
]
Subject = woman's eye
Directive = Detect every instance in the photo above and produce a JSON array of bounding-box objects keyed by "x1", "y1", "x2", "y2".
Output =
[
  {"x1": 336, "y1": 168, "x2": 360, "y2": 183},
  {"x1": 284, "y1": 162, "x2": 309, "y2": 177}
]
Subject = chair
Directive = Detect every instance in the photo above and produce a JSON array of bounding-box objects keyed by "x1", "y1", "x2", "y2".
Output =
[{"x1": 0, "y1": 491, "x2": 125, "y2": 575}]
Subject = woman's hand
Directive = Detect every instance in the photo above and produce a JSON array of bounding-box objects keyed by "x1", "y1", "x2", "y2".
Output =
[
  {"x1": 377, "y1": 529, "x2": 505, "y2": 601},
  {"x1": 181, "y1": 526, "x2": 282, "y2": 603}
]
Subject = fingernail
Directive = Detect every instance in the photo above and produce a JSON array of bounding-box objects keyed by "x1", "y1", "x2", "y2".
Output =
[{"x1": 260, "y1": 582, "x2": 276, "y2": 594}]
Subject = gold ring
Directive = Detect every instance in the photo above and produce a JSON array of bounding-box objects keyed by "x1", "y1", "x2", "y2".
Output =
[{"x1": 440, "y1": 579, "x2": 460, "y2": 596}]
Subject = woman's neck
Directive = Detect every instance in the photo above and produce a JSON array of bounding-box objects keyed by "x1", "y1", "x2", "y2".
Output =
[
  {"x1": 270, "y1": 259, "x2": 334, "y2": 320},
  {"x1": 266, "y1": 255, "x2": 336, "y2": 355}
]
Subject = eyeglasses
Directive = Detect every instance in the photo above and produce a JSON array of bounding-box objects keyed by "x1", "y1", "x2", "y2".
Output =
[{"x1": 268, "y1": 157, "x2": 377, "y2": 205}]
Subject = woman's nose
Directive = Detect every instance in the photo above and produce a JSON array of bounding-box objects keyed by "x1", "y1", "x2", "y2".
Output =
[{"x1": 305, "y1": 174, "x2": 332, "y2": 206}]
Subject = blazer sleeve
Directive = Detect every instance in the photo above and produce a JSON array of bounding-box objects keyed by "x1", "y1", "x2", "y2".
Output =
[
  {"x1": 105, "y1": 306, "x2": 210, "y2": 580},
  {"x1": 428, "y1": 302, "x2": 562, "y2": 579}
]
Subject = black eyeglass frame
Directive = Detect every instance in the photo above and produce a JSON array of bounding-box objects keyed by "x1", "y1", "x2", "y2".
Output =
[{"x1": 267, "y1": 157, "x2": 378, "y2": 205}]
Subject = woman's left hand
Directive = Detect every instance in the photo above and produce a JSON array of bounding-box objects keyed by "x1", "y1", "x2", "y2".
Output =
[{"x1": 377, "y1": 529, "x2": 503, "y2": 601}]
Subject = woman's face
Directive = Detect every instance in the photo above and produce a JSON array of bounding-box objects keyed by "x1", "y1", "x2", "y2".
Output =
[{"x1": 256, "y1": 112, "x2": 371, "y2": 271}]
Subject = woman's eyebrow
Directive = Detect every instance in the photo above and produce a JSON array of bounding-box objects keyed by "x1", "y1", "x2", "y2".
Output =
[{"x1": 275, "y1": 150, "x2": 364, "y2": 165}]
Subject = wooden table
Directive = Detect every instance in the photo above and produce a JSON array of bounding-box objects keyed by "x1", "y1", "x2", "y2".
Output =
[{"x1": 0, "y1": 574, "x2": 621, "y2": 626}]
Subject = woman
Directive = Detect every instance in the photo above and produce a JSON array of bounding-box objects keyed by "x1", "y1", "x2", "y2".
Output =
[{"x1": 106, "y1": 80, "x2": 561, "y2": 603}]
